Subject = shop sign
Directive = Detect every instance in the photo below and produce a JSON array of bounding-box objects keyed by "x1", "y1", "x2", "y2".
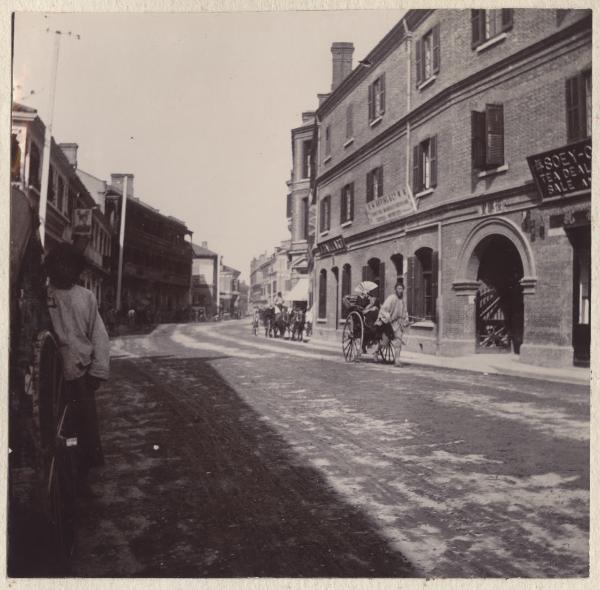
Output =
[
  {"x1": 366, "y1": 186, "x2": 416, "y2": 225},
  {"x1": 318, "y1": 235, "x2": 346, "y2": 256},
  {"x1": 527, "y1": 138, "x2": 591, "y2": 199},
  {"x1": 72, "y1": 208, "x2": 93, "y2": 236}
]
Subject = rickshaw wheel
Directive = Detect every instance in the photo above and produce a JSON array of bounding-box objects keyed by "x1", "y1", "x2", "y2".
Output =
[
  {"x1": 342, "y1": 311, "x2": 363, "y2": 362},
  {"x1": 379, "y1": 337, "x2": 396, "y2": 364},
  {"x1": 31, "y1": 330, "x2": 77, "y2": 571}
]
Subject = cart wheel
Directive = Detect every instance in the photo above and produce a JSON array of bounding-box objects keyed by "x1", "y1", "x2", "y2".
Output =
[
  {"x1": 31, "y1": 330, "x2": 77, "y2": 571},
  {"x1": 379, "y1": 338, "x2": 396, "y2": 364},
  {"x1": 342, "y1": 312, "x2": 363, "y2": 362}
]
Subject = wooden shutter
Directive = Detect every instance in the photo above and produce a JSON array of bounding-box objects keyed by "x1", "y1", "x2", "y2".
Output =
[
  {"x1": 486, "y1": 104, "x2": 504, "y2": 167},
  {"x1": 366, "y1": 170, "x2": 374, "y2": 202},
  {"x1": 431, "y1": 250, "x2": 439, "y2": 323},
  {"x1": 413, "y1": 144, "x2": 421, "y2": 193},
  {"x1": 430, "y1": 135, "x2": 438, "y2": 188},
  {"x1": 566, "y1": 75, "x2": 581, "y2": 143},
  {"x1": 377, "y1": 166, "x2": 384, "y2": 197},
  {"x1": 368, "y1": 83, "x2": 374, "y2": 121},
  {"x1": 362, "y1": 265, "x2": 368, "y2": 281},
  {"x1": 379, "y1": 74, "x2": 386, "y2": 115},
  {"x1": 349, "y1": 183, "x2": 354, "y2": 220},
  {"x1": 432, "y1": 24, "x2": 440, "y2": 74},
  {"x1": 326, "y1": 197, "x2": 331, "y2": 230},
  {"x1": 379, "y1": 261, "x2": 385, "y2": 302},
  {"x1": 501, "y1": 9, "x2": 513, "y2": 31},
  {"x1": 319, "y1": 271, "x2": 327, "y2": 318},
  {"x1": 415, "y1": 38, "x2": 423, "y2": 86},
  {"x1": 471, "y1": 111, "x2": 486, "y2": 169},
  {"x1": 406, "y1": 256, "x2": 416, "y2": 317},
  {"x1": 346, "y1": 103, "x2": 353, "y2": 139},
  {"x1": 340, "y1": 187, "x2": 346, "y2": 223},
  {"x1": 471, "y1": 10, "x2": 484, "y2": 48}
]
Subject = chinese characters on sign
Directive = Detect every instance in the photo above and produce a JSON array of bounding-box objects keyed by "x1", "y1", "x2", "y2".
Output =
[
  {"x1": 527, "y1": 138, "x2": 591, "y2": 199},
  {"x1": 366, "y1": 186, "x2": 417, "y2": 225}
]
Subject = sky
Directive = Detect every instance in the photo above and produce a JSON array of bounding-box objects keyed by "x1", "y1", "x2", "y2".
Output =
[{"x1": 13, "y1": 9, "x2": 406, "y2": 280}]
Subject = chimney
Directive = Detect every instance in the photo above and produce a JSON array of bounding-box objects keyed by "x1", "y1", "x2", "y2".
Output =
[
  {"x1": 110, "y1": 173, "x2": 134, "y2": 198},
  {"x1": 331, "y1": 42, "x2": 354, "y2": 91},
  {"x1": 202, "y1": 241, "x2": 208, "y2": 248},
  {"x1": 59, "y1": 143, "x2": 78, "y2": 168}
]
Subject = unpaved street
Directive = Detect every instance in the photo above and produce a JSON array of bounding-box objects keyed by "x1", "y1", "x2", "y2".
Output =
[{"x1": 71, "y1": 321, "x2": 589, "y2": 577}]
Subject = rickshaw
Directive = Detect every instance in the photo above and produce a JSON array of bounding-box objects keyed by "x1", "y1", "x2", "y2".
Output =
[
  {"x1": 9, "y1": 186, "x2": 78, "y2": 575},
  {"x1": 341, "y1": 281, "x2": 397, "y2": 364}
]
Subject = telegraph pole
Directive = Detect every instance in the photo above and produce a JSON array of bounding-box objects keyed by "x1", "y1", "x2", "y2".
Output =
[
  {"x1": 116, "y1": 175, "x2": 129, "y2": 312},
  {"x1": 38, "y1": 30, "x2": 61, "y2": 248}
]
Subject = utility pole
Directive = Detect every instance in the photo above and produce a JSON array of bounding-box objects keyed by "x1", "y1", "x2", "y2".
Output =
[
  {"x1": 116, "y1": 175, "x2": 129, "y2": 312},
  {"x1": 37, "y1": 28, "x2": 80, "y2": 247},
  {"x1": 38, "y1": 31, "x2": 61, "y2": 248}
]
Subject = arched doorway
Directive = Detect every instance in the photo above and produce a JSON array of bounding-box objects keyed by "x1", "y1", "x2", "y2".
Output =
[{"x1": 475, "y1": 235, "x2": 524, "y2": 353}]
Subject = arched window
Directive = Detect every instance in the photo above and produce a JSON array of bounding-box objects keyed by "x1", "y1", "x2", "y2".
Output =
[
  {"x1": 318, "y1": 269, "x2": 327, "y2": 319},
  {"x1": 363, "y1": 257, "x2": 385, "y2": 301},
  {"x1": 341, "y1": 264, "x2": 352, "y2": 318},
  {"x1": 391, "y1": 254, "x2": 404, "y2": 286},
  {"x1": 407, "y1": 248, "x2": 438, "y2": 321}
]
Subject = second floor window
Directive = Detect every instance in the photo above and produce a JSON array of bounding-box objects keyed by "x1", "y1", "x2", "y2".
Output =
[
  {"x1": 325, "y1": 126, "x2": 331, "y2": 158},
  {"x1": 416, "y1": 24, "x2": 440, "y2": 87},
  {"x1": 302, "y1": 140, "x2": 312, "y2": 178},
  {"x1": 368, "y1": 74, "x2": 386, "y2": 122},
  {"x1": 366, "y1": 166, "x2": 384, "y2": 203},
  {"x1": 471, "y1": 9, "x2": 513, "y2": 48},
  {"x1": 346, "y1": 103, "x2": 354, "y2": 140},
  {"x1": 566, "y1": 70, "x2": 592, "y2": 143},
  {"x1": 320, "y1": 195, "x2": 331, "y2": 232},
  {"x1": 340, "y1": 183, "x2": 354, "y2": 224},
  {"x1": 413, "y1": 136, "x2": 438, "y2": 193},
  {"x1": 472, "y1": 104, "x2": 504, "y2": 170}
]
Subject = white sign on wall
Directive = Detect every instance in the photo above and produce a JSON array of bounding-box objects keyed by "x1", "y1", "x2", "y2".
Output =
[{"x1": 366, "y1": 185, "x2": 417, "y2": 225}]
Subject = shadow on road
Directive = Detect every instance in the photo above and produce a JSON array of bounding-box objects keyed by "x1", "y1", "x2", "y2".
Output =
[{"x1": 74, "y1": 355, "x2": 417, "y2": 577}]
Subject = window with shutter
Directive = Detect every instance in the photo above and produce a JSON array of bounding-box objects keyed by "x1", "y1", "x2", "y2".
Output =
[
  {"x1": 325, "y1": 126, "x2": 331, "y2": 156},
  {"x1": 362, "y1": 265, "x2": 368, "y2": 281},
  {"x1": 406, "y1": 256, "x2": 416, "y2": 318},
  {"x1": 340, "y1": 188, "x2": 346, "y2": 223},
  {"x1": 471, "y1": 110, "x2": 486, "y2": 169},
  {"x1": 366, "y1": 170, "x2": 374, "y2": 202},
  {"x1": 471, "y1": 9, "x2": 484, "y2": 47},
  {"x1": 318, "y1": 270, "x2": 327, "y2": 319},
  {"x1": 377, "y1": 166, "x2": 384, "y2": 198},
  {"x1": 501, "y1": 9, "x2": 513, "y2": 31},
  {"x1": 415, "y1": 38, "x2": 423, "y2": 86},
  {"x1": 431, "y1": 250, "x2": 439, "y2": 323},
  {"x1": 566, "y1": 71, "x2": 592, "y2": 142},
  {"x1": 472, "y1": 9, "x2": 513, "y2": 48},
  {"x1": 413, "y1": 144, "x2": 421, "y2": 194},
  {"x1": 368, "y1": 84, "x2": 374, "y2": 121},
  {"x1": 379, "y1": 74, "x2": 386, "y2": 115},
  {"x1": 430, "y1": 135, "x2": 438, "y2": 188},
  {"x1": 486, "y1": 104, "x2": 504, "y2": 167},
  {"x1": 432, "y1": 24, "x2": 440, "y2": 74}
]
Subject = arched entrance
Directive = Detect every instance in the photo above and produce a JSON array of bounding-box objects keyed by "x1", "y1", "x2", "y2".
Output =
[
  {"x1": 475, "y1": 235, "x2": 524, "y2": 353},
  {"x1": 363, "y1": 257, "x2": 385, "y2": 301}
]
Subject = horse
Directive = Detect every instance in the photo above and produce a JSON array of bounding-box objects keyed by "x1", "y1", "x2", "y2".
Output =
[
  {"x1": 263, "y1": 306, "x2": 275, "y2": 337},
  {"x1": 271, "y1": 306, "x2": 290, "y2": 338},
  {"x1": 290, "y1": 308, "x2": 305, "y2": 341}
]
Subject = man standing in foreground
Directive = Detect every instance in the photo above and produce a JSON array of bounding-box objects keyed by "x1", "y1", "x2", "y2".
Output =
[
  {"x1": 45, "y1": 243, "x2": 110, "y2": 497},
  {"x1": 375, "y1": 281, "x2": 410, "y2": 366}
]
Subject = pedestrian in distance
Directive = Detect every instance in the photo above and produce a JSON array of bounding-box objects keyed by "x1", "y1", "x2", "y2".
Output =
[
  {"x1": 45, "y1": 242, "x2": 110, "y2": 497},
  {"x1": 375, "y1": 280, "x2": 410, "y2": 366}
]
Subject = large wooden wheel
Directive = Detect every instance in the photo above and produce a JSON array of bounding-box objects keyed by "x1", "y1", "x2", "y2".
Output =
[
  {"x1": 378, "y1": 335, "x2": 396, "y2": 365},
  {"x1": 342, "y1": 311, "x2": 364, "y2": 362},
  {"x1": 31, "y1": 330, "x2": 77, "y2": 571}
]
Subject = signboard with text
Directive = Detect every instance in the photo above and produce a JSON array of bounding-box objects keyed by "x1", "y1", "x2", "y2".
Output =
[
  {"x1": 366, "y1": 186, "x2": 417, "y2": 225},
  {"x1": 527, "y1": 138, "x2": 591, "y2": 200},
  {"x1": 317, "y1": 235, "x2": 346, "y2": 256}
]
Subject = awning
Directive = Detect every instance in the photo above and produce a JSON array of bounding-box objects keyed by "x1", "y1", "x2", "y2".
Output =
[{"x1": 284, "y1": 277, "x2": 309, "y2": 302}]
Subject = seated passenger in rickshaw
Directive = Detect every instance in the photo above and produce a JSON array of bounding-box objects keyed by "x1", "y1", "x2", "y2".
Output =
[{"x1": 342, "y1": 282, "x2": 380, "y2": 352}]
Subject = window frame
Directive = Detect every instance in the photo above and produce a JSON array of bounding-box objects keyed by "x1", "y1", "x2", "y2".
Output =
[
  {"x1": 471, "y1": 104, "x2": 505, "y2": 171},
  {"x1": 318, "y1": 269, "x2": 327, "y2": 320},
  {"x1": 320, "y1": 195, "x2": 331, "y2": 233},
  {"x1": 340, "y1": 182, "x2": 354, "y2": 224},
  {"x1": 471, "y1": 9, "x2": 513, "y2": 49},
  {"x1": 413, "y1": 135, "x2": 438, "y2": 194},
  {"x1": 366, "y1": 166, "x2": 384, "y2": 203},
  {"x1": 566, "y1": 69, "x2": 592, "y2": 143},
  {"x1": 368, "y1": 74, "x2": 386, "y2": 123},
  {"x1": 416, "y1": 24, "x2": 440, "y2": 88}
]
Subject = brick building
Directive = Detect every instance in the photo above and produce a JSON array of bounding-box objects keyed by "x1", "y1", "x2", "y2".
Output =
[
  {"x1": 104, "y1": 174, "x2": 194, "y2": 322},
  {"x1": 311, "y1": 9, "x2": 591, "y2": 367},
  {"x1": 11, "y1": 105, "x2": 112, "y2": 306}
]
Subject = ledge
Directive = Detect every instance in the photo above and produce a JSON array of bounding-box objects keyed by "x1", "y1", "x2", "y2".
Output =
[
  {"x1": 410, "y1": 320, "x2": 436, "y2": 330},
  {"x1": 475, "y1": 32, "x2": 507, "y2": 53},
  {"x1": 343, "y1": 138, "x2": 354, "y2": 148},
  {"x1": 319, "y1": 230, "x2": 330, "y2": 238},
  {"x1": 415, "y1": 187, "x2": 434, "y2": 198},
  {"x1": 477, "y1": 163, "x2": 508, "y2": 178},
  {"x1": 340, "y1": 220, "x2": 353, "y2": 228},
  {"x1": 369, "y1": 116, "x2": 383, "y2": 128},
  {"x1": 316, "y1": 318, "x2": 327, "y2": 324},
  {"x1": 417, "y1": 75, "x2": 436, "y2": 91},
  {"x1": 323, "y1": 155, "x2": 332, "y2": 164}
]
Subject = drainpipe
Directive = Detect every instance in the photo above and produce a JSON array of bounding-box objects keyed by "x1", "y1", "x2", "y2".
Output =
[
  {"x1": 436, "y1": 222, "x2": 443, "y2": 353},
  {"x1": 403, "y1": 18, "x2": 413, "y2": 202}
]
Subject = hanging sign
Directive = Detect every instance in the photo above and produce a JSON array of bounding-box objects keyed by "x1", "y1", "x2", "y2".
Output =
[
  {"x1": 527, "y1": 138, "x2": 591, "y2": 199},
  {"x1": 72, "y1": 208, "x2": 93, "y2": 236},
  {"x1": 366, "y1": 185, "x2": 417, "y2": 225}
]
